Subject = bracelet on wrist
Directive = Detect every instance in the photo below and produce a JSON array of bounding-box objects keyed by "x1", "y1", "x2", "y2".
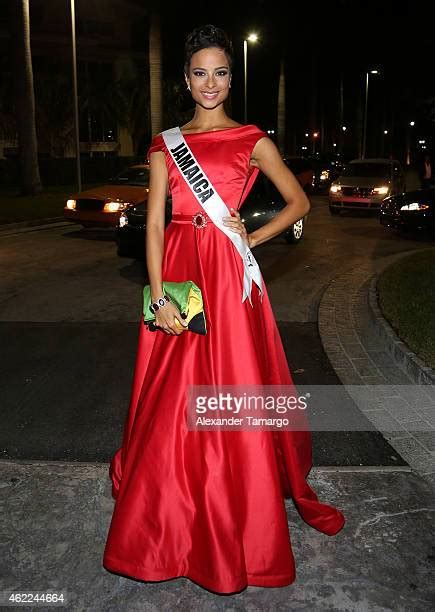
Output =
[{"x1": 150, "y1": 294, "x2": 171, "y2": 314}]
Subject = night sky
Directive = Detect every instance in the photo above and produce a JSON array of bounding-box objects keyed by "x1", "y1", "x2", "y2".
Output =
[{"x1": 160, "y1": 0, "x2": 433, "y2": 157}]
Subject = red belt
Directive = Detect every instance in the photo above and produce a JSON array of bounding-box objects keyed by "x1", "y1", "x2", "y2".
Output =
[{"x1": 171, "y1": 211, "x2": 211, "y2": 228}]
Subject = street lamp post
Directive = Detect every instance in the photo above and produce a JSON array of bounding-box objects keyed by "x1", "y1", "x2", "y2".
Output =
[
  {"x1": 362, "y1": 69, "x2": 380, "y2": 160},
  {"x1": 406, "y1": 121, "x2": 415, "y2": 166},
  {"x1": 243, "y1": 33, "x2": 258, "y2": 124},
  {"x1": 312, "y1": 132, "x2": 319, "y2": 155},
  {"x1": 341, "y1": 125, "x2": 347, "y2": 156},
  {"x1": 382, "y1": 129, "x2": 388, "y2": 157},
  {"x1": 70, "y1": 0, "x2": 81, "y2": 192}
]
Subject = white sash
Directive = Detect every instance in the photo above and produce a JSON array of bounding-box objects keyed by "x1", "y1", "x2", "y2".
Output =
[{"x1": 161, "y1": 126, "x2": 263, "y2": 306}]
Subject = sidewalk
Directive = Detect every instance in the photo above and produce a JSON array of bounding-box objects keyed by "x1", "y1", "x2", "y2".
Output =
[
  {"x1": 318, "y1": 249, "x2": 435, "y2": 490},
  {"x1": 1, "y1": 459, "x2": 433, "y2": 610}
]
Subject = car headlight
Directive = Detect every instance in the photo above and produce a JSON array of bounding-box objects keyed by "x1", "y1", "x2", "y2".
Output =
[
  {"x1": 320, "y1": 170, "x2": 329, "y2": 180},
  {"x1": 400, "y1": 202, "x2": 430, "y2": 211},
  {"x1": 103, "y1": 200, "x2": 129, "y2": 213},
  {"x1": 119, "y1": 213, "x2": 129, "y2": 227},
  {"x1": 66, "y1": 199, "x2": 76, "y2": 210},
  {"x1": 373, "y1": 186, "x2": 389, "y2": 195},
  {"x1": 330, "y1": 184, "x2": 341, "y2": 193}
]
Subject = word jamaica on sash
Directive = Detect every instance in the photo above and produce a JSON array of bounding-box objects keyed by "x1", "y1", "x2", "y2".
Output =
[{"x1": 169, "y1": 143, "x2": 214, "y2": 204}]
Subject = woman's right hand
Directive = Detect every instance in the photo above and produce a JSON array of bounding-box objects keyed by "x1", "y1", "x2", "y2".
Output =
[{"x1": 154, "y1": 301, "x2": 188, "y2": 335}]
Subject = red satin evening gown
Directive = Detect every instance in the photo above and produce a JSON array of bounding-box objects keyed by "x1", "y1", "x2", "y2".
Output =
[{"x1": 103, "y1": 124, "x2": 345, "y2": 594}]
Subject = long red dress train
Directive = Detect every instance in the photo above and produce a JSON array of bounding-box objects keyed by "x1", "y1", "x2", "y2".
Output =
[{"x1": 102, "y1": 124, "x2": 345, "y2": 594}]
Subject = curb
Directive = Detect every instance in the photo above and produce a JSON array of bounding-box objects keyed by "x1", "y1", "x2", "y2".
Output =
[
  {"x1": 368, "y1": 273, "x2": 435, "y2": 385},
  {"x1": 317, "y1": 251, "x2": 435, "y2": 485},
  {"x1": 0, "y1": 458, "x2": 414, "y2": 473}
]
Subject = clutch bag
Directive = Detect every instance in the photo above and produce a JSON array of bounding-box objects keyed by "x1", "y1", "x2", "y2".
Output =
[{"x1": 143, "y1": 280, "x2": 207, "y2": 335}]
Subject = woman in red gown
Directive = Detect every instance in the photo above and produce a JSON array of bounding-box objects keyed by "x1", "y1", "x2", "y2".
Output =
[{"x1": 103, "y1": 24, "x2": 345, "y2": 594}]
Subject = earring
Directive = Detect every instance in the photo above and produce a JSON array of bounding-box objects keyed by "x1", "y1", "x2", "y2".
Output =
[{"x1": 187, "y1": 85, "x2": 191, "y2": 91}]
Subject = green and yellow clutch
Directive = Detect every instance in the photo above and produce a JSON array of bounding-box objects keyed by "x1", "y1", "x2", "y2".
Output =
[{"x1": 143, "y1": 280, "x2": 207, "y2": 335}]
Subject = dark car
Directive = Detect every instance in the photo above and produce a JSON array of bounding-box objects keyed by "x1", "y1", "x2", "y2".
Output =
[
  {"x1": 116, "y1": 163, "x2": 310, "y2": 258},
  {"x1": 238, "y1": 170, "x2": 308, "y2": 244},
  {"x1": 379, "y1": 187, "x2": 435, "y2": 236},
  {"x1": 116, "y1": 197, "x2": 172, "y2": 258}
]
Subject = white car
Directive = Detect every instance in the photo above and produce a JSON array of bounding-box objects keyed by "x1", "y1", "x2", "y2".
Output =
[{"x1": 329, "y1": 158, "x2": 405, "y2": 214}]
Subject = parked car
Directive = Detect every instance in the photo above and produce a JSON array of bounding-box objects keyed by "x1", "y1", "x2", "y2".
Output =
[
  {"x1": 239, "y1": 168, "x2": 309, "y2": 244},
  {"x1": 380, "y1": 187, "x2": 435, "y2": 236},
  {"x1": 329, "y1": 158, "x2": 405, "y2": 214},
  {"x1": 63, "y1": 165, "x2": 150, "y2": 227},
  {"x1": 117, "y1": 198, "x2": 172, "y2": 258},
  {"x1": 116, "y1": 160, "x2": 310, "y2": 259}
]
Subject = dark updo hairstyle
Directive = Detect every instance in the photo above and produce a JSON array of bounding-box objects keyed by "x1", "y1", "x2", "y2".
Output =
[{"x1": 184, "y1": 24, "x2": 234, "y2": 76}]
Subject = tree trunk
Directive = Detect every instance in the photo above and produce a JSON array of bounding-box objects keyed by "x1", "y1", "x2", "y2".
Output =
[
  {"x1": 149, "y1": 12, "x2": 162, "y2": 137},
  {"x1": 9, "y1": 0, "x2": 42, "y2": 195}
]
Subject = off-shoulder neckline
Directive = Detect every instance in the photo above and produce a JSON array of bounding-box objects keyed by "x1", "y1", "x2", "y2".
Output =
[{"x1": 151, "y1": 124, "x2": 265, "y2": 147}]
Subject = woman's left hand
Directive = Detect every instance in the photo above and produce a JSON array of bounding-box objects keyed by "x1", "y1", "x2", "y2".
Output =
[{"x1": 222, "y1": 208, "x2": 252, "y2": 247}]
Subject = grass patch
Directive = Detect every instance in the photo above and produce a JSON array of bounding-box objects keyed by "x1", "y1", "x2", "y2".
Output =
[
  {"x1": 377, "y1": 249, "x2": 435, "y2": 369},
  {"x1": 0, "y1": 184, "x2": 102, "y2": 224}
]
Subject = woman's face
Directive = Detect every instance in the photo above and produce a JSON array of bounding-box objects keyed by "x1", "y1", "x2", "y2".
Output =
[{"x1": 185, "y1": 46, "x2": 231, "y2": 109}]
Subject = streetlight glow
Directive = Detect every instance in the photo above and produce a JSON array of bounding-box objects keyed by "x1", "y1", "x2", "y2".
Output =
[{"x1": 247, "y1": 33, "x2": 258, "y2": 42}]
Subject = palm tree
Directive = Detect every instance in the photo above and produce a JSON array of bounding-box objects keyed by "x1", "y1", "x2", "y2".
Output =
[
  {"x1": 163, "y1": 77, "x2": 194, "y2": 129},
  {"x1": 8, "y1": 0, "x2": 42, "y2": 194},
  {"x1": 0, "y1": 54, "x2": 16, "y2": 141},
  {"x1": 34, "y1": 62, "x2": 75, "y2": 157},
  {"x1": 115, "y1": 72, "x2": 150, "y2": 156},
  {"x1": 149, "y1": 11, "x2": 162, "y2": 137}
]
